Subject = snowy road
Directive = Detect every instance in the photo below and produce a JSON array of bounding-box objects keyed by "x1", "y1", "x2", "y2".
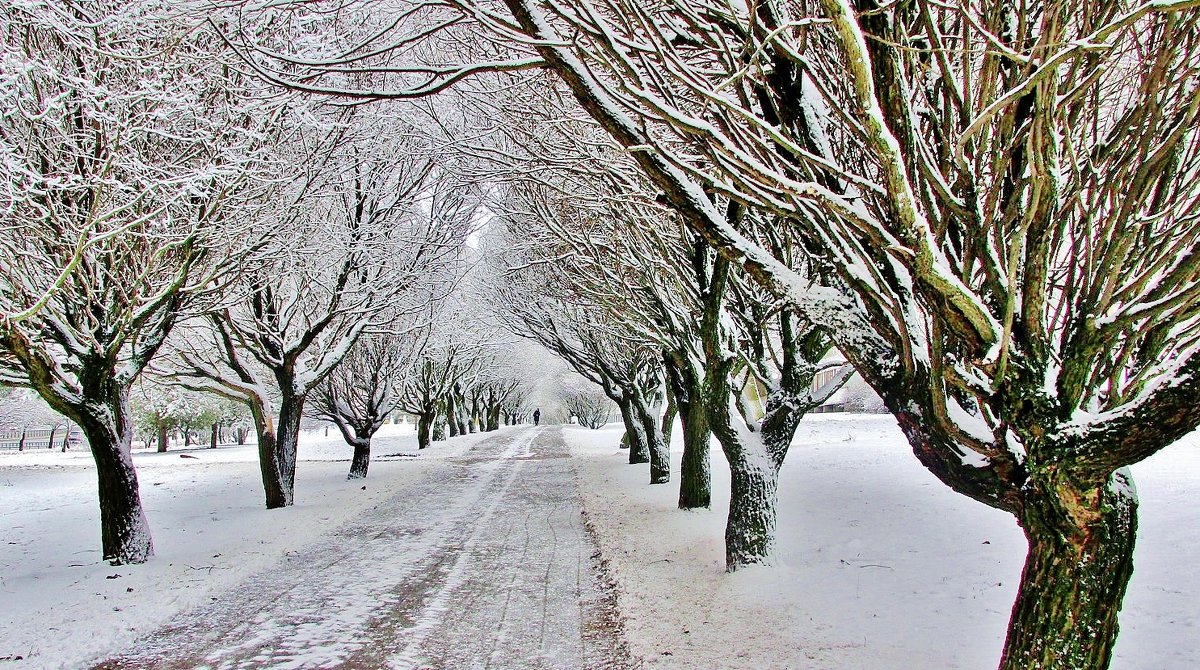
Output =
[{"x1": 92, "y1": 427, "x2": 631, "y2": 670}]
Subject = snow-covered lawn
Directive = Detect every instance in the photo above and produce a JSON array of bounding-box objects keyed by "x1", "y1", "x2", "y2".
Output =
[
  {"x1": 3, "y1": 417, "x2": 1195, "y2": 669},
  {"x1": 568, "y1": 413, "x2": 1200, "y2": 670},
  {"x1": 0, "y1": 424, "x2": 491, "y2": 669}
]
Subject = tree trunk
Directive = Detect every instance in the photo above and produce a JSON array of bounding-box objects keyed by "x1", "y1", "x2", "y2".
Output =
[
  {"x1": 416, "y1": 411, "x2": 434, "y2": 449},
  {"x1": 210, "y1": 423, "x2": 219, "y2": 449},
  {"x1": 725, "y1": 451, "x2": 778, "y2": 570},
  {"x1": 184, "y1": 431, "x2": 192, "y2": 448},
  {"x1": 61, "y1": 421, "x2": 72, "y2": 451},
  {"x1": 48, "y1": 425, "x2": 58, "y2": 450},
  {"x1": 456, "y1": 403, "x2": 468, "y2": 436},
  {"x1": 347, "y1": 434, "x2": 372, "y2": 479},
  {"x1": 660, "y1": 391, "x2": 678, "y2": 445},
  {"x1": 635, "y1": 397, "x2": 670, "y2": 484},
  {"x1": 999, "y1": 471, "x2": 1138, "y2": 670},
  {"x1": 616, "y1": 397, "x2": 649, "y2": 464},
  {"x1": 258, "y1": 396, "x2": 303, "y2": 509},
  {"x1": 665, "y1": 354, "x2": 711, "y2": 509},
  {"x1": 76, "y1": 390, "x2": 154, "y2": 565},
  {"x1": 486, "y1": 404, "x2": 501, "y2": 431},
  {"x1": 446, "y1": 394, "x2": 460, "y2": 437},
  {"x1": 236, "y1": 427, "x2": 247, "y2": 445},
  {"x1": 677, "y1": 396, "x2": 711, "y2": 509},
  {"x1": 17, "y1": 427, "x2": 26, "y2": 452},
  {"x1": 156, "y1": 424, "x2": 169, "y2": 453}
]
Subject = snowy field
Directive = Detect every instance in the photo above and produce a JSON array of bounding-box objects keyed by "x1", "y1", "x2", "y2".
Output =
[
  {"x1": 1, "y1": 416, "x2": 1196, "y2": 669},
  {"x1": 568, "y1": 414, "x2": 1200, "y2": 670},
  {"x1": 0, "y1": 423, "x2": 493, "y2": 669}
]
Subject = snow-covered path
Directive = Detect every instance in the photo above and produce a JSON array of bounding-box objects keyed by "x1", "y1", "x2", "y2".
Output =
[{"x1": 92, "y1": 427, "x2": 630, "y2": 670}]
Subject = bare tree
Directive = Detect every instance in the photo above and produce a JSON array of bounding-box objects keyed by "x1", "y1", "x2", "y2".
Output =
[
  {"x1": 310, "y1": 326, "x2": 427, "y2": 479},
  {"x1": 170, "y1": 107, "x2": 473, "y2": 508},
  {"x1": 0, "y1": 1, "x2": 273, "y2": 563},
  {"x1": 563, "y1": 387, "x2": 612, "y2": 429}
]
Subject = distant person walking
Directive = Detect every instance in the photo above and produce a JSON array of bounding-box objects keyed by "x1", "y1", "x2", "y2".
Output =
[{"x1": 533, "y1": 408, "x2": 541, "y2": 426}]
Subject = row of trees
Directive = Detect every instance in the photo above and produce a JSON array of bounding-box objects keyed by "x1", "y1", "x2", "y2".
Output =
[
  {"x1": 222, "y1": 0, "x2": 1200, "y2": 667},
  {"x1": 0, "y1": 2, "x2": 515, "y2": 567}
]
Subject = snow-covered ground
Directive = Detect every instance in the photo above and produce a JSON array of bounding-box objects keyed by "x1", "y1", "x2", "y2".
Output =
[
  {"x1": 2, "y1": 416, "x2": 1196, "y2": 669},
  {"x1": 568, "y1": 414, "x2": 1200, "y2": 670},
  {"x1": 0, "y1": 423, "x2": 491, "y2": 669}
]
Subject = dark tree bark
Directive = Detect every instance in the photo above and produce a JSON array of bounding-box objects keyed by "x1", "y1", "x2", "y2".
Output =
[
  {"x1": 446, "y1": 393, "x2": 460, "y2": 437},
  {"x1": 660, "y1": 383, "x2": 678, "y2": 446},
  {"x1": 634, "y1": 395, "x2": 670, "y2": 484},
  {"x1": 17, "y1": 427, "x2": 26, "y2": 452},
  {"x1": 48, "y1": 425, "x2": 58, "y2": 451},
  {"x1": 416, "y1": 411, "x2": 434, "y2": 449},
  {"x1": 210, "y1": 423, "x2": 219, "y2": 449},
  {"x1": 236, "y1": 427, "x2": 248, "y2": 445},
  {"x1": 254, "y1": 394, "x2": 304, "y2": 509},
  {"x1": 347, "y1": 432, "x2": 372, "y2": 479},
  {"x1": 664, "y1": 352, "x2": 710, "y2": 509},
  {"x1": 615, "y1": 396, "x2": 649, "y2": 464},
  {"x1": 999, "y1": 472, "x2": 1138, "y2": 669},
  {"x1": 75, "y1": 388, "x2": 153, "y2": 564},
  {"x1": 156, "y1": 424, "x2": 169, "y2": 453},
  {"x1": 469, "y1": 395, "x2": 481, "y2": 433}
]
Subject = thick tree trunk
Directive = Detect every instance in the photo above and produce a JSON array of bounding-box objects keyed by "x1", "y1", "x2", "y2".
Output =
[
  {"x1": 677, "y1": 397, "x2": 711, "y2": 509},
  {"x1": 347, "y1": 434, "x2": 372, "y2": 479},
  {"x1": 634, "y1": 397, "x2": 670, "y2": 484},
  {"x1": 156, "y1": 424, "x2": 169, "y2": 453},
  {"x1": 259, "y1": 396, "x2": 303, "y2": 509},
  {"x1": 210, "y1": 423, "x2": 219, "y2": 449},
  {"x1": 184, "y1": 431, "x2": 192, "y2": 448},
  {"x1": 486, "y1": 404, "x2": 501, "y2": 431},
  {"x1": 999, "y1": 471, "x2": 1138, "y2": 670},
  {"x1": 456, "y1": 406, "x2": 468, "y2": 436},
  {"x1": 725, "y1": 452, "x2": 778, "y2": 570},
  {"x1": 236, "y1": 427, "x2": 247, "y2": 445},
  {"x1": 616, "y1": 397, "x2": 649, "y2": 464},
  {"x1": 77, "y1": 391, "x2": 153, "y2": 565},
  {"x1": 416, "y1": 411, "x2": 434, "y2": 449},
  {"x1": 665, "y1": 355, "x2": 711, "y2": 509}
]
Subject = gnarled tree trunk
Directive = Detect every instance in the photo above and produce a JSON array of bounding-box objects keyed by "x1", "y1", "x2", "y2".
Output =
[
  {"x1": 634, "y1": 395, "x2": 670, "y2": 484},
  {"x1": 76, "y1": 388, "x2": 153, "y2": 565},
  {"x1": 1000, "y1": 470, "x2": 1138, "y2": 670},
  {"x1": 347, "y1": 432, "x2": 372, "y2": 479},
  {"x1": 615, "y1": 396, "x2": 649, "y2": 464},
  {"x1": 256, "y1": 395, "x2": 304, "y2": 509},
  {"x1": 416, "y1": 411, "x2": 434, "y2": 449},
  {"x1": 665, "y1": 353, "x2": 710, "y2": 509}
]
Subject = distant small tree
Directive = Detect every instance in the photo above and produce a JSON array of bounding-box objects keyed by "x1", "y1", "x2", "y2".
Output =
[
  {"x1": 310, "y1": 328, "x2": 425, "y2": 478},
  {"x1": 563, "y1": 388, "x2": 611, "y2": 429}
]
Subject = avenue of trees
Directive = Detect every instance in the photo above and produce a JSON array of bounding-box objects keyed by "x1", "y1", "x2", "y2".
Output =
[{"x1": 3, "y1": 1, "x2": 1198, "y2": 668}]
